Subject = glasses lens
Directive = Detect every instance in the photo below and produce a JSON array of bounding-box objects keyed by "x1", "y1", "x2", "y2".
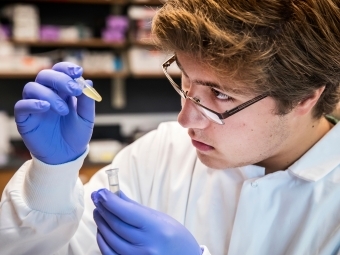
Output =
[
  {"x1": 163, "y1": 55, "x2": 224, "y2": 125},
  {"x1": 173, "y1": 84, "x2": 186, "y2": 98},
  {"x1": 194, "y1": 103, "x2": 224, "y2": 124}
]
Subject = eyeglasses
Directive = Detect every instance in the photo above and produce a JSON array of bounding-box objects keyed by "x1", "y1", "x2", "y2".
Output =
[{"x1": 162, "y1": 55, "x2": 268, "y2": 125}]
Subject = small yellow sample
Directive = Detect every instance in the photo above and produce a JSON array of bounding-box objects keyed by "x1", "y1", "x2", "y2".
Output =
[{"x1": 75, "y1": 76, "x2": 102, "y2": 102}]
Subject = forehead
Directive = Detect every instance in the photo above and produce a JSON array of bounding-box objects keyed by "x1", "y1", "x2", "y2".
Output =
[{"x1": 174, "y1": 53, "x2": 255, "y2": 96}]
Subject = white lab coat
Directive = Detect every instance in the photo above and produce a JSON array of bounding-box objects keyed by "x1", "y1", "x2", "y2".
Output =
[{"x1": 1, "y1": 121, "x2": 340, "y2": 255}]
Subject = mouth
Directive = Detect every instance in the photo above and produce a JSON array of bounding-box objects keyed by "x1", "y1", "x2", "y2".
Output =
[{"x1": 191, "y1": 139, "x2": 214, "y2": 151}]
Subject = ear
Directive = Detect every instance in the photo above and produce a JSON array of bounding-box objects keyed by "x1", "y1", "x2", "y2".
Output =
[{"x1": 294, "y1": 86, "x2": 325, "y2": 116}]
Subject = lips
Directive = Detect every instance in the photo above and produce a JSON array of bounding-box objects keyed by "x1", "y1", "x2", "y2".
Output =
[{"x1": 191, "y1": 139, "x2": 214, "y2": 151}]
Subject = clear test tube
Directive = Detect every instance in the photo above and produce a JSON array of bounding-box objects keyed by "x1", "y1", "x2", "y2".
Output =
[
  {"x1": 105, "y1": 168, "x2": 120, "y2": 195},
  {"x1": 74, "y1": 76, "x2": 102, "y2": 102}
]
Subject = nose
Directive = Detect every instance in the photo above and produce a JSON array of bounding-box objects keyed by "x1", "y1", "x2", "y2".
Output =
[{"x1": 177, "y1": 97, "x2": 210, "y2": 129}]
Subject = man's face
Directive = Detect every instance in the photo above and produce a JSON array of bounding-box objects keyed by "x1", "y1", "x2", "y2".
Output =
[{"x1": 176, "y1": 52, "x2": 293, "y2": 169}]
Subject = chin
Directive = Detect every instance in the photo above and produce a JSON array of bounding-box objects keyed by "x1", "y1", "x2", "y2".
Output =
[
  {"x1": 197, "y1": 153, "x2": 232, "y2": 169},
  {"x1": 197, "y1": 151, "x2": 254, "y2": 170}
]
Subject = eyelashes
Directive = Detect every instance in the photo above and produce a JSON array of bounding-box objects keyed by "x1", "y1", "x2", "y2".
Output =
[{"x1": 211, "y1": 88, "x2": 235, "y2": 102}]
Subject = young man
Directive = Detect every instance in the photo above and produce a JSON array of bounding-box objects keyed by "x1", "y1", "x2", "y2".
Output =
[{"x1": 1, "y1": 0, "x2": 340, "y2": 254}]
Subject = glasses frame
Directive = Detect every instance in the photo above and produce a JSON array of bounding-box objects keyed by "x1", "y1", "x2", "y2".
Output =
[{"x1": 162, "y1": 55, "x2": 269, "y2": 124}]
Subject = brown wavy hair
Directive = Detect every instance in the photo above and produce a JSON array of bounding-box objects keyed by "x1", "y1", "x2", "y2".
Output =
[{"x1": 152, "y1": 0, "x2": 340, "y2": 118}]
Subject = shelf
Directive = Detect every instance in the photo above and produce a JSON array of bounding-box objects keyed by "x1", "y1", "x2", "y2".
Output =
[
  {"x1": 131, "y1": 39, "x2": 156, "y2": 47},
  {"x1": 10, "y1": 39, "x2": 159, "y2": 48},
  {"x1": 15, "y1": 0, "x2": 129, "y2": 4},
  {"x1": 11, "y1": 39, "x2": 127, "y2": 49},
  {"x1": 131, "y1": 73, "x2": 180, "y2": 79},
  {"x1": 130, "y1": 0, "x2": 164, "y2": 5},
  {"x1": 83, "y1": 71, "x2": 129, "y2": 78},
  {"x1": 13, "y1": 0, "x2": 164, "y2": 4},
  {"x1": 4, "y1": 0, "x2": 163, "y2": 5},
  {"x1": 0, "y1": 71, "x2": 129, "y2": 79}
]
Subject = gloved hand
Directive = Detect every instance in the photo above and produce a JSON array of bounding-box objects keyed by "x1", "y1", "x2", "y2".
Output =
[
  {"x1": 14, "y1": 62, "x2": 95, "y2": 164},
  {"x1": 91, "y1": 189, "x2": 202, "y2": 255}
]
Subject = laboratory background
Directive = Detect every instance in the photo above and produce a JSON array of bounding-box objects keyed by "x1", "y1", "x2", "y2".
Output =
[{"x1": 0, "y1": 0, "x2": 182, "y2": 193}]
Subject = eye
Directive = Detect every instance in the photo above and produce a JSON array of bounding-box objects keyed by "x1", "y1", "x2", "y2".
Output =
[{"x1": 211, "y1": 88, "x2": 234, "y2": 101}]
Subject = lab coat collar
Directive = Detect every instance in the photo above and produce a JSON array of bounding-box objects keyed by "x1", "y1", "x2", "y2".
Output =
[{"x1": 288, "y1": 121, "x2": 340, "y2": 182}]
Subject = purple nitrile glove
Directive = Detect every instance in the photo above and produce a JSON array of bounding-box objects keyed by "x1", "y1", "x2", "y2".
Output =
[
  {"x1": 92, "y1": 189, "x2": 202, "y2": 255},
  {"x1": 14, "y1": 62, "x2": 95, "y2": 164}
]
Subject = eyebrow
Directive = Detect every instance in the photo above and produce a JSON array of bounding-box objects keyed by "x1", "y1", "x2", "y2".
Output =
[
  {"x1": 175, "y1": 56, "x2": 246, "y2": 95},
  {"x1": 175, "y1": 57, "x2": 224, "y2": 90}
]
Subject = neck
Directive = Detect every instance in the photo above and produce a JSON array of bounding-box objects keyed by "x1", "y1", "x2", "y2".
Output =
[{"x1": 263, "y1": 116, "x2": 334, "y2": 175}]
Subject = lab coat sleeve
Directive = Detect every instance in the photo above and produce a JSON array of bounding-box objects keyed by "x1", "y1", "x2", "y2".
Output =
[{"x1": 0, "y1": 147, "x2": 89, "y2": 255}]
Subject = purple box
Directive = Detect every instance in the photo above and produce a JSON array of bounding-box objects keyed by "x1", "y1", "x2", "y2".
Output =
[
  {"x1": 0, "y1": 25, "x2": 10, "y2": 40},
  {"x1": 40, "y1": 25, "x2": 60, "y2": 41},
  {"x1": 102, "y1": 28, "x2": 126, "y2": 42},
  {"x1": 106, "y1": 16, "x2": 129, "y2": 32}
]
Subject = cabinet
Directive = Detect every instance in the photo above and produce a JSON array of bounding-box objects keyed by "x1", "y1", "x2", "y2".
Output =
[
  {"x1": 0, "y1": 0, "x2": 181, "y2": 116},
  {"x1": 0, "y1": 0, "x2": 182, "y2": 191}
]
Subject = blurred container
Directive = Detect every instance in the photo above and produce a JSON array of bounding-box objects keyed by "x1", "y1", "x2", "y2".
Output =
[
  {"x1": 128, "y1": 6, "x2": 156, "y2": 43},
  {"x1": 0, "y1": 40, "x2": 51, "y2": 73},
  {"x1": 128, "y1": 47, "x2": 181, "y2": 76},
  {"x1": 102, "y1": 15, "x2": 128, "y2": 43},
  {"x1": 106, "y1": 16, "x2": 129, "y2": 31},
  {"x1": 102, "y1": 29, "x2": 125, "y2": 42},
  {"x1": 0, "y1": 40, "x2": 15, "y2": 56},
  {"x1": 11, "y1": 4, "x2": 40, "y2": 40},
  {"x1": 0, "y1": 25, "x2": 10, "y2": 40},
  {"x1": 40, "y1": 25, "x2": 60, "y2": 41},
  {"x1": 0, "y1": 111, "x2": 10, "y2": 166},
  {"x1": 82, "y1": 51, "x2": 115, "y2": 73},
  {"x1": 0, "y1": 55, "x2": 51, "y2": 73},
  {"x1": 59, "y1": 26, "x2": 79, "y2": 41},
  {"x1": 88, "y1": 140, "x2": 124, "y2": 163}
]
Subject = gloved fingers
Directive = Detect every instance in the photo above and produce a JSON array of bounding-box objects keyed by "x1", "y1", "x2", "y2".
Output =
[
  {"x1": 35, "y1": 69, "x2": 83, "y2": 97},
  {"x1": 97, "y1": 231, "x2": 119, "y2": 255},
  {"x1": 14, "y1": 99, "x2": 50, "y2": 122},
  {"x1": 23, "y1": 82, "x2": 70, "y2": 116},
  {"x1": 65, "y1": 95, "x2": 77, "y2": 117},
  {"x1": 94, "y1": 201, "x2": 143, "y2": 244},
  {"x1": 62, "y1": 96, "x2": 94, "y2": 135},
  {"x1": 76, "y1": 79, "x2": 95, "y2": 123},
  {"x1": 92, "y1": 189, "x2": 146, "y2": 228},
  {"x1": 14, "y1": 99, "x2": 50, "y2": 133},
  {"x1": 52, "y1": 61, "x2": 83, "y2": 79},
  {"x1": 94, "y1": 209, "x2": 133, "y2": 255},
  {"x1": 119, "y1": 190, "x2": 140, "y2": 205}
]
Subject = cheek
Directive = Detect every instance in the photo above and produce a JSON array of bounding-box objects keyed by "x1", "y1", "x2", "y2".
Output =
[
  {"x1": 221, "y1": 115, "x2": 288, "y2": 153},
  {"x1": 214, "y1": 115, "x2": 273, "y2": 148},
  {"x1": 230, "y1": 105, "x2": 276, "y2": 136}
]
